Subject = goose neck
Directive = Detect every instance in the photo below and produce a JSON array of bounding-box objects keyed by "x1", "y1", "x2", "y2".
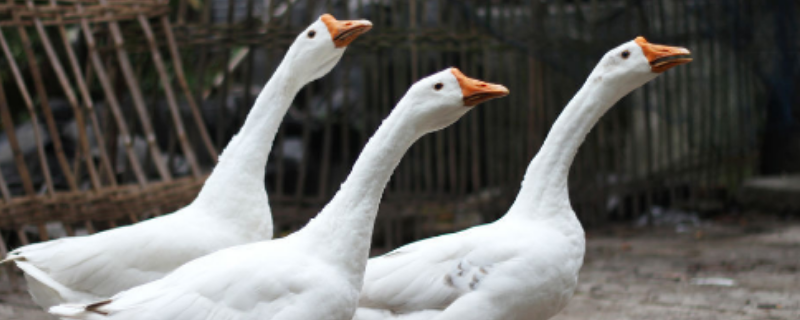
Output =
[
  {"x1": 505, "y1": 76, "x2": 624, "y2": 222},
  {"x1": 193, "y1": 62, "x2": 302, "y2": 218},
  {"x1": 299, "y1": 103, "x2": 419, "y2": 283}
]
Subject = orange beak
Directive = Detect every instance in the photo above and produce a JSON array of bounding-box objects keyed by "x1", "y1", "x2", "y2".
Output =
[
  {"x1": 451, "y1": 68, "x2": 509, "y2": 107},
  {"x1": 635, "y1": 36, "x2": 692, "y2": 73},
  {"x1": 321, "y1": 14, "x2": 373, "y2": 48}
]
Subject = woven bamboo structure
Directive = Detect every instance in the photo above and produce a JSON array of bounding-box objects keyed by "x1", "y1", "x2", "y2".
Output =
[
  {"x1": 0, "y1": 0, "x2": 216, "y2": 256},
  {"x1": 1, "y1": 1, "x2": 792, "y2": 284}
]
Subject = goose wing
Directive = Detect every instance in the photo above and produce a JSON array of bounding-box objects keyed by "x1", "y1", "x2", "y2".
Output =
[
  {"x1": 51, "y1": 241, "x2": 346, "y2": 320},
  {"x1": 358, "y1": 230, "x2": 501, "y2": 314},
  {"x1": 9, "y1": 210, "x2": 259, "y2": 307}
]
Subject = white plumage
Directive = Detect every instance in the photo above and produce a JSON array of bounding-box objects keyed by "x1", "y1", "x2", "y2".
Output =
[
  {"x1": 355, "y1": 37, "x2": 692, "y2": 320},
  {"x1": 2, "y1": 14, "x2": 372, "y2": 309},
  {"x1": 357, "y1": 218, "x2": 584, "y2": 320},
  {"x1": 48, "y1": 68, "x2": 508, "y2": 320},
  {"x1": 52, "y1": 238, "x2": 360, "y2": 320},
  {"x1": 12, "y1": 211, "x2": 268, "y2": 309}
]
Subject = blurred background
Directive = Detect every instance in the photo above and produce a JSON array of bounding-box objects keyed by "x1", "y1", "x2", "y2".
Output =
[{"x1": 0, "y1": 1, "x2": 798, "y2": 319}]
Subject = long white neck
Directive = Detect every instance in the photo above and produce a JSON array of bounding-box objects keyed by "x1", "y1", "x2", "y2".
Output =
[
  {"x1": 298, "y1": 101, "x2": 420, "y2": 285},
  {"x1": 192, "y1": 61, "x2": 302, "y2": 231},
  {"x1": 504, "y1": 73, "x2": 630, "y2": 224}
]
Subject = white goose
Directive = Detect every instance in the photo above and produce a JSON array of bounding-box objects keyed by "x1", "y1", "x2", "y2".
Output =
[
  {"x1": 354, "y1": 37, "x2": 692, "y2": 320},
  {"x1": 1, "y1": 14, "x2": 372, "y2": 309},
  {"x1": 49, "y1": 68, "x2": 509, "y2": 320}
]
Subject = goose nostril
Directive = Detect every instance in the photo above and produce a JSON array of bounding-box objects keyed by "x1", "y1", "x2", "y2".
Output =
[{"x1": 345, "y1": 22, "x2": 352, "y2": 26}]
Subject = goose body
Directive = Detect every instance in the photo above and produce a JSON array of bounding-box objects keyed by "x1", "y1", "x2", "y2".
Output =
[
  {"x1": 51, "y1": 237, "x2": 362, "y2": 320},
  {"x1": 12, "y1": 208, "x2": 268, "y2": 309},
  {"x1": 2, "y1": 14, "x2": 372, "y2": 309},
  {"x1": 49, "y1": 68, "x2": 509, "y2": 320},
  {"x1": 355, "y1": 37, "x2": 692, "y2": 320},
  {"x1": 356, "y1": 218, "x2": 583, "y2": 320}
]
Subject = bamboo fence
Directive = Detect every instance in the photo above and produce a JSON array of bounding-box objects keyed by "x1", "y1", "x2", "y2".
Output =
[{"x1": 0, "y1": 0, "x2": 785, "y2": 276}]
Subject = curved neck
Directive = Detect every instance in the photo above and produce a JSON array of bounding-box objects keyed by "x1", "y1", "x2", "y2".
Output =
[
  {"x1": 505, "y1": 74, "x2": 627, "y2": 222},
  {"x1": 299, "y1": 102, "x2": 420, "y2": 282},
  {"x1": 194, "y1": 61, "x2": 302, "y2": 216}
]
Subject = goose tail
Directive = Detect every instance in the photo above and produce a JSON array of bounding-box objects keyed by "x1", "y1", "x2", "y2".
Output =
[
  {"x1": 50, "y1": 299, "x2": 112, "y2": 319},
  {"x1": 0, "y1": 254, "x2": 23, "y2": 264},
  {"x1": 14, "y1": 260, "x2": 101, "y2": 309}
]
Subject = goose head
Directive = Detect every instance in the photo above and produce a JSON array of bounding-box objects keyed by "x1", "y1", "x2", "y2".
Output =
[
  {"x1": 285, "y1": 14, "x2": 372, "y2": 82},
  {"x1": 592, "y1": 36, "x2": 691, "y2": 94},
  {"x1": 398, "y1": 68, "x2": 509, "y2": 133}
]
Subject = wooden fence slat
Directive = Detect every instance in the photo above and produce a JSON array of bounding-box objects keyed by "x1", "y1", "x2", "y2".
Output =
[
  {"x1": 100, "y1": 0, "x2": 172, "y2": 182},
  {"x1": 0, "y1": 162, "x2": 11, "y2": 201},
  {"x1": 316, "y1": 75, "x2": 333, "y2": 201},
  {"x1": 12, "y1": 5, "x2": 79, "y2": 194},
  {"x1": 340, "y1": 55, "x2": 353, "y2": 190},
  {"x1": 0, "y1": 32, "x2": 38, "y2": 196},
  {"x1": 214, "y1": 0, "x2": 238, "y2": 149},
  {"x1": 191, "y1": 0, "x2": 211, "y2": 139},
  {"x1": 160, "y1": 15, "x2": 218, "y2": 163},
  {"x1": 136, "y1": 12, "x2": 202, "y2": 177},
  {"x1": 293, "y1": 87, "x2": 312, "y2": 199},
  {"x1": 24, "y1": 0, "x2": 87, "y2": 193},
  {"x1": 48, "y1": 0, "x2": 107, "y2": 190},
  {"x1": 237, "y1": 0, "x2": 255, "y2": 129},
  {"x1": 393, "y1": 33, "x2": 411, "y2": 195},
  {"x1": 273, "y1": 50, "x2": 286, "y2": 198},
  {"x1": 76, "y1": 3, "x2": 149, "y2": 186}
]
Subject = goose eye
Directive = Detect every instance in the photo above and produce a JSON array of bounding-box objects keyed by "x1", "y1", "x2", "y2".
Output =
[
  {"x1": 307, "y1": 30, "x2": 316, "y2": 38},
  {"x1": 621, "y1": 50, "x2": 630, "y2": 59},
  {"x1": 434, "y1": 83, "x2": 443, "y2": 91}
]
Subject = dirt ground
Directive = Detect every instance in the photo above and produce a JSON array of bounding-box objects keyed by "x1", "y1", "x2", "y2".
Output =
[{"x1": 1, "y1": 217, "x2": 798, "y2": 320}]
